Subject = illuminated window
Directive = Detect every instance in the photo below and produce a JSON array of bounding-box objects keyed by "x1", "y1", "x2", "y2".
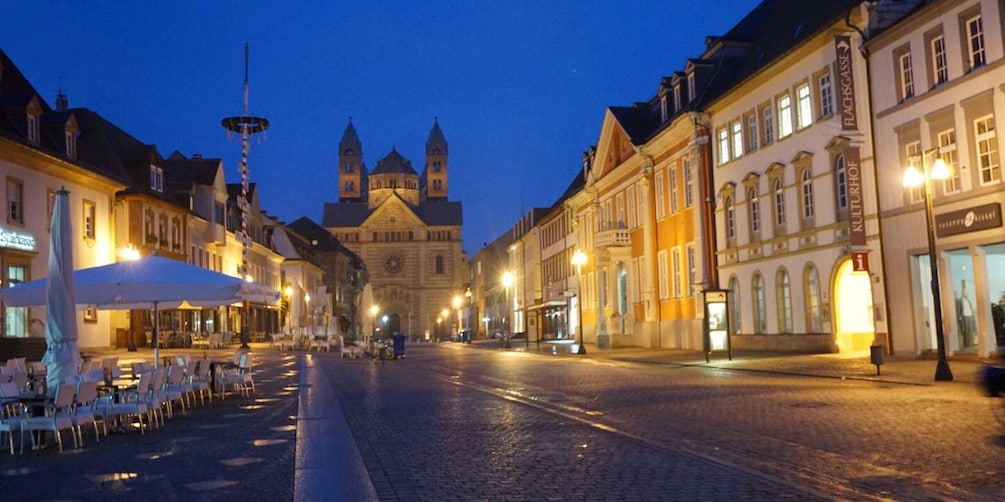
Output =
[
  {"x1": 796, "y1": 83, "x2": 812, "y2": 129},
  {"x1": 717, "y1": 128, "x2": 730, "y2": 165},
  {"x1": 905, "y1": 141, "x2": 923, "y2": 202},
  {"x1": 805, "y1": 264, "x2": 822, "y2": 332},
  {"x1": 746, "y1": 115, "x2": 758, "y2": 152},
  {"x1": 762, "y1": 105, "x2": 774, "y2": 144},
  {"x1": 834, "y1": 155, "x2": 848, "y2": 211},
  {"x1": 731, "y1": 121, "x2": 743, "y2": 159},
  {"x1": 83, "y1": 200, "x2": 96, "y2": 240},
  {"x1": 777, "y1": 94, "x2": 793, "y2": 138},
  {"x1": 819, "y1": 72, "x2": 833, "y2": 117}
]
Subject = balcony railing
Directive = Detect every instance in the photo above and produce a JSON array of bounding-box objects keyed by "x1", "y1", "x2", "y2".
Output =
[{"x1": 594, "y1": 228, "x2": 630, "y2": 248}]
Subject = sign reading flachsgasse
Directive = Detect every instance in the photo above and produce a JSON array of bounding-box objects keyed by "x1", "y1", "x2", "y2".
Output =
[
  {"x1": 845, "y1": 147, "x2": 865, "y2": 246},
  {"x1": 835, "y1": 35, "x2": 858, "y2": 131}
]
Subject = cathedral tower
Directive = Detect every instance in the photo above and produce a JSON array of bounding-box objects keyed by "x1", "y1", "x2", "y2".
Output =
[
  {"x1": 424, "y1": 119, "x2": 448, "y2": 200},
  {"x1": 338, "y1": 120, "x2": 363, "y2": 201}
]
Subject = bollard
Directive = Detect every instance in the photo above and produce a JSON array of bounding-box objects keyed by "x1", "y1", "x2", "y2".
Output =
[{"x1": 870, "y1": 345, "x2": 886, "y2": 375}]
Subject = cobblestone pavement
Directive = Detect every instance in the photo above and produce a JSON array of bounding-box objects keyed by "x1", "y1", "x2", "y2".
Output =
[
  {"x1": 0, "y1": 346, "x2": 298, "y2": 501},
  {"x1": 322, "y1": 342, "x2": 1005, "y2": 501}
]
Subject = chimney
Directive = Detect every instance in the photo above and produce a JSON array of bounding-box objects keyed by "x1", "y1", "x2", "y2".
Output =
[
  {"x1": 192, "y1": 153, "x2": 202, "y2": 159},
  {"x1": 55, "y1": 91, "x2": 68, "y2": 112}
]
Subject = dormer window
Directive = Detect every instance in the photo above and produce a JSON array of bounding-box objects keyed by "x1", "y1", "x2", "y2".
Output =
[
  {"x1": 149, "y1": 165, "x2": 163, "y2": 192},
  {"x1": 660, "y1": 95, "x2": 669, "y2": 122},
  {"x1": 673, "y1": 85, "x2": 681, "y2": 111},
  {"x1": 26, "y1": 112, "x2": 38, "y2": 143},
  {"x1": 687, "y1": 73, "x2": 696, "y2": 102},
  {"x1": 65, "y1": 131, "x2": 75, "y2": 158}
]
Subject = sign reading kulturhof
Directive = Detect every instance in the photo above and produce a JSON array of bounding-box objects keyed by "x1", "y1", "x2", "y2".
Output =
[
  {"x1": 845, "y1": 147, "x2": 865, "y2": 246},
  {"x1": 935, "y1": 203, "x2": 1002, "y2": 238},
  {"x1": 835, "y1": 35, "x2": 858, "y2": 131}
]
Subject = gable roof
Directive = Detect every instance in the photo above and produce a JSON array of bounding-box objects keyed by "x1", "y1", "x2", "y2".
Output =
[{"x1": 371, "y1": 147, "x2": 417, "y2": 176}]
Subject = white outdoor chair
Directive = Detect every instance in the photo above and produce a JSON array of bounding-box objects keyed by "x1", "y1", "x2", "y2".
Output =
[
  {"x1": 217, "y1": 353, "x2": 254, "y2": 398},
  {"x1": 0, "y1": 397, "x2": 25, "y2": 455},
  {"x1": 71, "y1": 380, "x2": 101, "y2": 447},
  {"x1": 310, "y1": 335, "x2": 331, "y2": 352},
  {"x1": 162, "y1": 365, "x2": 189, "y2": 418},
  {"x1": 21, "y1": 382, "x2": 77, "y2": 453},
  {"x1": 96, "y1": 371, "x2": 152, "y2": 435},
  {"x1": 188, "y1": 359, "x2": 212, "y2": 405},
  {"x1": 276, "y1": 334, "x2": 296, "y2": 353}
]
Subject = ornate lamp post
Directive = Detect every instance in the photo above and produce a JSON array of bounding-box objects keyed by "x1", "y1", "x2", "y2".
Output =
[
  {"x1": 903, "y1": 149, "x2": 953, "y2": 381},
  {"x1": 501, "y1": 272, "x2": 514, "y2": 348},
  {"x1": 571, "y1": 250, "x2": 588, "y2": 355}
]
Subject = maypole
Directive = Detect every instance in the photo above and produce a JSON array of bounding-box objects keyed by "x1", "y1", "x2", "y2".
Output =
[{"x1": 222, "y1": 42, "x2": 269, "y2": 348}]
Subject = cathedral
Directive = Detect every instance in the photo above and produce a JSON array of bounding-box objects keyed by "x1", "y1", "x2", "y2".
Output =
[{"x1": 323, "y1": 120, "x2": 464, "y2": 340}]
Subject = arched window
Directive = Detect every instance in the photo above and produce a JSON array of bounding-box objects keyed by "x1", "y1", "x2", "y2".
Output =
[
  {"x1": 729, "y1": 276, "x2": 741, "y2": 334},
  {"x1": 776, "y1": 268, "x2": 793, "y2": 333},
  {"x1": 748, "y1": 187, "x2": 760, "y2": 234},
  {"x1": 435, "y1": 255, "x2": 444, "y2": 274},
  {"x1": 834, "y1": 155, "x2": 848, "y2": 211},
  {"x1": 752, "y1": 273, "x2": 766, "y2": 334},
  {"x1": 800, "y1": 170, "x2": 814, "y2": 219},
  {"x1": 773, "y1": 178, "x2": 786, "y2": 226},
  {"x1": 344, "y1": 181, "x2": 354, "y2": 191},
  {"x1": 725, "y1": 195, "x2": 735, "y2": 239},
  {"x1": 805, "y1": 264, "x2": 823, "y2": 333}
]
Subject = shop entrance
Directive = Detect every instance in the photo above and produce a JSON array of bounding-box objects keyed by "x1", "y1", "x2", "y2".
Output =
[{"x1": 833, "y1": 259, "x2": 875, "y2": 353}]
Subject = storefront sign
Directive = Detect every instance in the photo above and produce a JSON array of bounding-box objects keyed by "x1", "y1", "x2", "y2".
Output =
[
  {"x1": 845, "y1": 146, "x2": 865, "y2": 246},
  {"x1": 0, "y1": 227, "x2": 36, "y2": 252},
  {"x1": 936, "y1": 203, "x2": 1002, "y2": 238},
  {"x1": 835, "y1": 35, "x2": 858, "y2": 131},
  {"x1": 851, "y1": 251, "x2": 869, "y2": 272}
]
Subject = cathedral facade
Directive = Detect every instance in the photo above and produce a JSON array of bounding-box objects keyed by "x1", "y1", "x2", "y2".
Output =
[{"x1": 323, "y1": 120, "x2": 464, "y2": 340}]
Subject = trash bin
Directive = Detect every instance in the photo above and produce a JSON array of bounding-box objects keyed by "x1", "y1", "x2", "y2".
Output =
[
  {"x1": 870, "y1": 345, "x2": 886, "y2": 375},
  {"x1": 392, "y1": 332, "x2": 406, "y2": 359}
]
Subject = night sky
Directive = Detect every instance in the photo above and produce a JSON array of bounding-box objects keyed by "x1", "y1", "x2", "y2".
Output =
[{"x1": 1, "y1": 1, "x2": 760, "y2": 254}]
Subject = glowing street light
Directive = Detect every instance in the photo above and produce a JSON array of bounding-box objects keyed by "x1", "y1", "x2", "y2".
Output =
[
  {"x1": 501, "y1": 271, "x2": 514, "y2": 348},
  {"x1": 571, "y1": 250, "x2": 588, "y2": 355},
  {"x1": 903, "y1": 150, "x2": 952, "y2": 381}
]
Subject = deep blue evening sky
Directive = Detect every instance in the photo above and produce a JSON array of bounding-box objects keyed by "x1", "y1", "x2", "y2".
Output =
[{"x1": 2, "y1": 1, "x2": 759, "y2": 255}]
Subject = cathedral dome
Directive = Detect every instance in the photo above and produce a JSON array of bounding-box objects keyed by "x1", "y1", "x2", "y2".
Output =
[{"x1": 371, "y1": 147, "x2": 417, "y2": 176}]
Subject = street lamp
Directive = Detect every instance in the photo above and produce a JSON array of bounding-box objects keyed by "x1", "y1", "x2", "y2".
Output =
[
  {"x1": 571, "y1": 250, "x2": 588, "y2": 355},
  {"x1": 903, "y1": 149, "x2": 953, "y2": 381}
]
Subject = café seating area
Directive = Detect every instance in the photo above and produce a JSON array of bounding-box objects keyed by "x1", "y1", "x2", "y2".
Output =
[{"x1": 0, "y1": 349, "x2": 257, "y2": 455}]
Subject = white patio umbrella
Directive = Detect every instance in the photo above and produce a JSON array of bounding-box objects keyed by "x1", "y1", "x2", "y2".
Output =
[
  {"x1": 1, "y1": 254, "x2": 280, "y2": 366},
  {"x1": 42, "y1": 189, "x2": 81, "y2": 395}
]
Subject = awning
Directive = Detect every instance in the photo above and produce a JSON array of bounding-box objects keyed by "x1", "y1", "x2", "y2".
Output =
[{"x1": 526, "y1": 300, "x2": 567, "y2": 311}]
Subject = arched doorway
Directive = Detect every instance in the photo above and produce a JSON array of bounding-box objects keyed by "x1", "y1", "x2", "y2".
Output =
[{"x1": 832, "y1": 258, "x2": 875, "y2": 353}]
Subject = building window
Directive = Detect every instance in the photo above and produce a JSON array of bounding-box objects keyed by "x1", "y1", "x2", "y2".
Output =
[
  {"x1": 685, "y1": 244, "x2": 696, "y2": 297},
  {"x1": 938, "y1": 129, "x2": 960, "y2": 194},
  {"x1": 344, "y1": 181, "x2": 354, "y2": 191},
  {"x1": 435, "y1": 255, "x2": 444, "y2": 274},
  {"x1": 773, "y1": 178, "x2": 785, "y2": 226},
  {"x1": 657, "y1": 250, "x2": 668, "y2": 300},
  {"x1": 725, "y1": 195, "x2": 736, "y2": 240},
  {"x1": 748, "y1": 187, "x2": 760, "y2": 234},
  {"x1": 654, "y1": 171, "x2": 666, "y2": 219},
  {"x1": 777, "y1": 94, "x2": 793, "y2": 138},
  {"x1": 7, "y1": 178, "x2": 23, "y2": 225},
  {"x1": 833, "y1": 155, "x2": 848, "y2": 212},
  {"x1": 433, "y1": 179, "x2": 443, "y2": 191},
  {"x1": 796, "y1": 83, "x2": 812, "y2": 130},
  {"x1": 899, "y1": 52, "x2": 915, "y2": 98},
  {"x1": 683, "y1": 158, "x2": 694, "y2": 207},
  {"x1": 776, "y1": 268, "x2": 793, "y2": 334},
  {"x1": 731, "y1": 121, "x2": 743, "y2": 159},
  {"x1": 931, "y1": 35, "x2": 947, "y2": 85},
  {"x1": 149, "y1": 165, "x2": 163, "y2": 192},
  {"x1": 344, "y1": 163, "x2": 354, "y2": 173},
  {"x1": 65, "y1": 131, "x2": 75, "y2": 158},
  {"x1": 762, "y1": 105, "x2": 774, "y2": 144},
  {"x1": 746, "y1": 114, "x2": 758, "y2": 152},
  {"x1": 800, "y1": 170, "x2": 814, "y2": 219},
  {"x1": 660, "y1": 95, "x2": 669, "y2": 123},
  {"x1": 805, "y1": 264, "x2": 822, "y2": 333},
  {"x1": 627, "y1": 187, "x2": 637, "y2": 228},
  {"x1": 717, "y1": 128, "x2": 730, "y2": 165},
  {"x1": 975, "y1": 115, "x2": 1000, "y2": 185},
  {"x1": 966, "y1": 14, "x2": 986, "y2": 70},
  {"x1": 687, "y1": 73, "x2": 696, "y2": 101},
  {"x1": 671, "y1": 247, "x2": 682, "y2": 298},
  {"x1": 26, "y1": 113, "x2": 38, "y2": 143},
  {"x1": 668, "y1": 168, "x2": 679, "y2": 214},
  {"x1": 6, "y1": 265, "x2": 28, "y2": 337},
  {"x1": 818, "y1": 72, "x2": 833, "y2": 117},
  {"x1": 433, "y1": 161, "x2": 442, "y2": 172},
  {"x1": 673, "y1": 85, "x2": 681, "y2": 111},
  {"x1": 83, "y1": 200, "x2": 96, "y2": 240},
  {"x1": 752, "y1": 272, "x2": 766, "y2": 334},
  {"x1": 729, "y1": 276, "x2": 741, "y2": 334}
]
